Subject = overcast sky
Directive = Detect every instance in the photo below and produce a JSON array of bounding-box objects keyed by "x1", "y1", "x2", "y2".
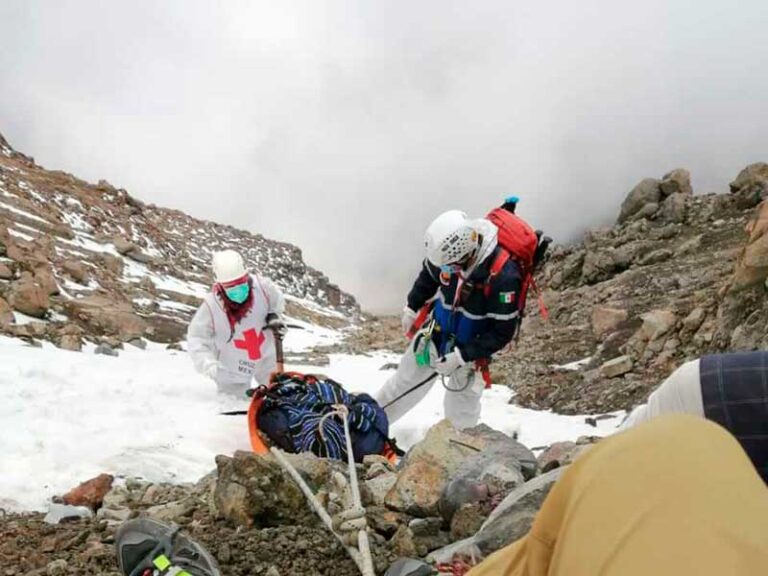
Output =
[{"x1": 1, "y1": 1, "x2": 766, "y2": 312}]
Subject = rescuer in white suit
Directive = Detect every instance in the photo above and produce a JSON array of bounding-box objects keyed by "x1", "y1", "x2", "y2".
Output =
[{"x1": 187, "y1": 250, "x2": 285, "y2": 396}]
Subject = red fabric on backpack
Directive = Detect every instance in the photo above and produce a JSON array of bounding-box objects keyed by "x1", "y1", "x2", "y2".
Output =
[
  {"x1": 483, "y1": 207, "x2": 546, "y2": 321},
  {"x1": 486, "y1": 207, "x2": 538, "y2": 273}
]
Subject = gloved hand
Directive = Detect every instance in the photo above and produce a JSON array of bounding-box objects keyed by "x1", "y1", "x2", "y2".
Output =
[
  {"x1": 434, "y1": 349, "x2": 465, "y2": 376},
  {"x1": 202, "y1": 360, "x2": 219, "y2": 381},
  {"x1": 401, "y1": 306, "x2": 418, "y2": 335},
  {"x1": 265, "y1": 313, "x2": 287, "y2": 336}
]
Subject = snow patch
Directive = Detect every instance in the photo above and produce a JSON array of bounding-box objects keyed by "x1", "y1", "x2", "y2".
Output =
[
  {"x1": 554, "y1": 356, "x2": 593, "y2": 371},
  {"x1": 61, "y1": 210, "x2": 92, "y2": 232},
  {"x1": 8, "y1": 228, "x2": 36, "y2": 242},
  {"x1": 0, "y1": 201, "x2": 50, "y2": 224},
  {"x1": 0, "y1": 336, "x2": 620, "y2": 513}
]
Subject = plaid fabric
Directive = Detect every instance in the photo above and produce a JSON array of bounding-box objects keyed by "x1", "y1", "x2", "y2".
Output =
[
  {"x1": 700, "y1": 351, "x2": 768, "y2": 483},
  {"x1": 260, "y1": 377, "x2": 382, "y2": 461}
]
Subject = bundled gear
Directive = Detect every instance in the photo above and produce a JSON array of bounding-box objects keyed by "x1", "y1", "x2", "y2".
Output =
[
  {"x1": 115, "y1": 518, "x2": 220, "y2": 576},
  {"x1": 253, "y1": 372, "x2": 399, "y2": 463}
]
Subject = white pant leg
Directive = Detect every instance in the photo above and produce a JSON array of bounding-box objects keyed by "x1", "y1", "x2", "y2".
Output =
[
  {"x1": 375, "y1": 339, "x2": 437, "y2": 426},
  {"x1": 444, "y1": 364, "x2": 484, "y2": 429},
  {"x1": 621, "y1": 359, "x2": 704, "y2": 429}
]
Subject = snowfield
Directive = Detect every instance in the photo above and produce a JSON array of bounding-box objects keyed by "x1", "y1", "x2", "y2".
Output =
[{"x1": 0, "y1": 329, "x2": 622, "y2": 513}]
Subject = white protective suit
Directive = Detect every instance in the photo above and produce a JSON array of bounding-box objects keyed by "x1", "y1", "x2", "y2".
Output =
[
  {"x1": 620, "y1": 358, "x2": 704, "y2": 429},
  {"x1": 375, "y1": 219, "x2": 499, "y2": 430},
  {"x1": 187, "y1": 274, "x2": 285, "y2": 396}
]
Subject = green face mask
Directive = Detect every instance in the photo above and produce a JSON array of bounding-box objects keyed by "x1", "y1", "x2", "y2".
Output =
[{"x1": 224, "y1": 283, "x2": 250, "y2": 304}]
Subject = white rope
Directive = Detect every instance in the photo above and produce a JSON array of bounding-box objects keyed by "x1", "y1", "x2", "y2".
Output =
[
  {"x1": 270, "y1": 403, "x2": 375, "y2": 576},
  {"x1": 269, "y1": 447, "x2": 367, "y2": 574},
  {"x1": 337, "y1": 406, "x2": 375, "y2": 576}
]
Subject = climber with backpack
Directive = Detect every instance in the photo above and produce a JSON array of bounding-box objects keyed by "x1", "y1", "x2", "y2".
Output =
[{"x1": 375, "y1": 198, "x2": 550, "y2": 430}]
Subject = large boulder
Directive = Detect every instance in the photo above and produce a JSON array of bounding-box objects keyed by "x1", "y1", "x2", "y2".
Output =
[
  {"x1": 618, "y1": 178, "x2": 662, "y2": 224},
  {"x1": 213, "y1": 451, "x2": 308, "y2": 528},
  {"x1": 472, "y1": 468, "x2": 564, "y2": 555},
  {"x1": 428, "y1": 468, "x2": 564, "y2": 564},
  {"x1": 438, "y1": 437, "x2": 531, "y2": 524},
  {"x1": 8, "y1": 273, "x2": 49, "y2": 318},
  {"x1": 730, "y1": 200, "x2": 768, "y2": 292},
  {"x1": 63, "y1": 294, "x2": 147, "y2": 339},
  {"x1": 730, "y1": 162, "x2": 768, "y2": 208},
  {"x1": 385, "y1": 421, "x2": 526, "y2": 518},
  {"x1": 659, "y1": 168, "x2": 693, "y2": 197}
]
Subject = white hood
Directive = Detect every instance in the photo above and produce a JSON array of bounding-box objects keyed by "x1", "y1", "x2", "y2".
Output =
[{"x1": 462, "y1": 218, "x2": 498, "y2": 278}]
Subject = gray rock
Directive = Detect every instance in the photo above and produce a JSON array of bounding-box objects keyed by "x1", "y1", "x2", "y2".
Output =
[
  {"x1": 591, "y1": 306, "x2": 629, "y2": 338},
  {"x1": 600, "y1": 355, "x2": 633, "y2": 378},
  {"x1": 213, "y1": 452, "x2": 311, "y2": 528},
  {"x1": 364, "y1": 471, "x2": 398, "y2": 506},
  {"x1": 659, "y1": 192, "x2": 688, "y2": 223},
  {"x1": 629, "y1": 202, "x2": 659, "y2": 222},
  {"x1": 46, "y1": 559, "x2": 68, "y2": 576},
  {"x1": 682, "y1": 308, "x2": 707, "y2": 333},
  {"x1": 638, "y1": 248, "x2": 673, "y2": 266},
  {"x1": 729, "y1": 162, "x2": 768, "y2": 208},
  {"x1": 430, "y1": 468, "x2": 565, "y2": 563},
  {"x1": 618, "y1": 178, "x2": 662, "y2": 223},
  {"x1": 438, "y1": 444, "x2": 526, "y2": 524},
  {"x1": 640, "y1": 309, "x2": 677, "y2": 341},
  {"x1": 536, "y1": 441, "x2": 578, "y2": 473},
  {"x1": 94, "y1": 343, "x2": 119, "y2": 357},
  {"x1": 660, "y1": 168, "x2": 693, "y2": 197},
  {"x1": 128, "y1": 337, "x2": 147, "y2": 350},
  {"x1": 473, "y1": 468, "x2": 564, "y2": 555},
  {"x1": 675, "y1": 234, "x2": 703, "y2": 256}
]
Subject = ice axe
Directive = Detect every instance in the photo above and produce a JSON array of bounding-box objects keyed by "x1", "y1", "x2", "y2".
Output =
[{"x1": 265, "y1": 312, "x2": 285, "y2": 377}]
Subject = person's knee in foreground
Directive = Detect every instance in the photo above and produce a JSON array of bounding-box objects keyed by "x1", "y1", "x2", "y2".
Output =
[
  {"x1": 465, "y1": 414, "x2": 768, "y2": 576},
  {"x1": 186, "y1": 249, "x2": 286, "y2": 397},
  {"x1": 622, "y1": 350, "x2": 768, "y2": 482},
  {"x1": 376, "y1": 199, "x2": 548, "y2": 430}
]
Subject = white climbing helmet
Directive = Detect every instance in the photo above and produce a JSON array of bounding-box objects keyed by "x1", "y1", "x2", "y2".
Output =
[
  {"x1": 212, "y1": 249, "x2": 247, "y2": 283},
  {"x1": 424, "y1": 210, "x2": 479, "y2": 268}
]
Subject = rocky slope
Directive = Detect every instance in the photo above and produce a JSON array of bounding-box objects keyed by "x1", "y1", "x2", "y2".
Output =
[
  {"x1": 0, "y1": 132, "x2": 358, "y2": 349},
  {"x1": 493, "y1": 166, "x2": 768, "y2": 413},
  {"x1": 336, "y1": 167, "x2": 768, "y2": 416},
  {"x1": 0, "y1": 419, "x2": 580, "y2": 576}
]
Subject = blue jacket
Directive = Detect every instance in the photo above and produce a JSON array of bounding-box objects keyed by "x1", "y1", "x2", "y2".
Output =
[{"x1": 406, "y1": 246, "x2": 522, "y2": 361}]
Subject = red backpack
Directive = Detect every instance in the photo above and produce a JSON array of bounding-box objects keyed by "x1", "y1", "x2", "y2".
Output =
[{"x1": 484, "y1": 203, "x2": 548, "y2": 325}]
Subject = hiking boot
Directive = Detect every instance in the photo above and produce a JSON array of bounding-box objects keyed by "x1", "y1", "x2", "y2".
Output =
[{"x1": 115, "y1": 518, "x2": 221, "y2": 576}]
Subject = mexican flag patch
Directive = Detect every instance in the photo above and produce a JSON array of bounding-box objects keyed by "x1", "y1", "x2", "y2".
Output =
[{"x1": 499, "y1": 291, "x2": 515, "y2": 304}]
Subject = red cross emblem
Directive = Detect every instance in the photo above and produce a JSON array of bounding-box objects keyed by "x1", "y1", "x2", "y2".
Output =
[{"x1": 234, "y1": 328, "x2": 265, "y2": 360}]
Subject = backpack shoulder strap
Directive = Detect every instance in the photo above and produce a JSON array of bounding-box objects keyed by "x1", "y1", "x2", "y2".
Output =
[{"x1": 483, "y1": 249, "x2": 511, "y2": 298}]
